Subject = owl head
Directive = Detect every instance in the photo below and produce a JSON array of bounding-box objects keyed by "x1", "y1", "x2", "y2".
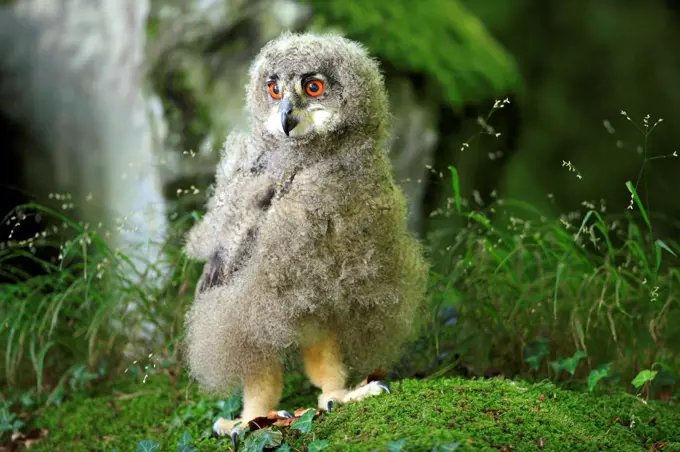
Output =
[{"x1": 246, "y1": 32, "x2": 389, "y2": 144}]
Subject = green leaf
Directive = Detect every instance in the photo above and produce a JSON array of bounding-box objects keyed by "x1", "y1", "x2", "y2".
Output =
[
  {"x1": 388, "y1": 439, "x2": 407, "y2": 451},
  {"x1": 625, "y1": 181, "x2": 651, "y2": 230},
  {"x1": 654, "y1": 239, "x2": 677, "y2": 271},
  {"x1": 136, "y1": 440, "x2": 160, "y2": 452},
  {"x1": 277, "y1": 445, "x2": 291, "y2": 452},
  {"x1": 19, "y1": 392, "x2": 35, "y2": 408},
  {"x1": 177, "y1": 430, "x2": 194, "y2": 452},
  {"x1": 251, "y1": 428, "x2": 282, "y2": 448},
  {"x1": 524, "y1": 338, "x2": 549, "y2": 371},
  {"x1": 653, "y1": 361, "x2": 675, "y2": 375},
  {"x1": 308, "y1": 440, "x2": 329, "y2": 452},
  {"x1": 549, "y1": 360, "x2": 561, "y2": 374},
  {"x1": 655, "y1": 240, "x2": 678, "y2": 257},
  {"x1": 242, "y1": 435, "x2": 270, "y2": 452},
  {"x1": 632, "y1": 369, "x2": 658, "y2": 389},
  {"x1": 291, "y1": 409, "x2": 316, "y2": 434},
  {"x1": 448, "y1": 166, "x2": 462, "y2": 214},
  {"x1": 215, "y1": 395, "x2": 241, "y2": 420},
  {"x1": 178, "y1": 431, "x2": 192, "y2": 446},
  {"x1": 563, "y1": 351, "x2": 588, "y2": 375},
  {"x1": 587, "y1": 363, "x2": 612, "y2": 392},
  {"x1": 550, "y1": 351, "x2": 587, "y2": 376}
]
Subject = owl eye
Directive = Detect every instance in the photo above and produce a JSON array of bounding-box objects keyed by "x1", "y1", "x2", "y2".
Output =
[
  {"x1": 304, "y1": 79, "x2": 324, "y2": 97},
  {"x1": 268, "y1": 82, "x2": 282, "y2": 100}
]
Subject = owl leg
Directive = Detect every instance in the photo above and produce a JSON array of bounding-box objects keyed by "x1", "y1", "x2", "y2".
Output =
[
  {"x1": 213, "y1": 360, "x2": 288, "y2": 449},
  {"x1": 303, "y1": 333, "x2": 349, "y2": 411},
  {"x1": 302, "y1": 333, "x2": 390, "y2": 412}
]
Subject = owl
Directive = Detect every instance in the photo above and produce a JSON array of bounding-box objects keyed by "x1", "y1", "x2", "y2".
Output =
[{"x1": 183, "y1": 32, "x2": 429, "y2": 447}]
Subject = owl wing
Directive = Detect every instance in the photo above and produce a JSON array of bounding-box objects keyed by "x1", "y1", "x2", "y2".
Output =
[
  {"x1": 187, "y1": 132, "x2": 274, "y2": 296},
  {"x1": 184, "y1": 131, "x2": 255, "y2": 262}
]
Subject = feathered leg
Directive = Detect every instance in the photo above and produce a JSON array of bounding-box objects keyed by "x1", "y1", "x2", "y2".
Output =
[
  {"x1": 302, "y1": 331, "x2": 390, "y2": 412},
  {"x1": 213, "y1": 360, "x2": 289, "y2": 448}
]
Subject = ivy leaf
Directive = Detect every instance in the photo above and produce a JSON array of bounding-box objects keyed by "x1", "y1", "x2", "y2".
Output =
[
  {"x1": 632, "y1": 370, "x2": 658, "y2": 389},
  {"x1": 291, "y1": 409, "x2": 316, "y2": 434},
  {"x1": 550, "y1": 351, "x2": 587, "y2": 375},
  {"x1": 177, "y1": 430, "x2": 194, "y2": 452},
  {"x1": 136, "y1": 440, "x2": 160, "y2": 452},
  {"x1": 308, "y1": 440, "x2": 329, "y2": 451},
  {"x1": 241, "y1": 434, "x2": 270, "y2": 452},
  {"x1": 215, "y1": 395, "x2": 241, "y2": 420},
  {"x1": 562, "y1": 350, "x2": 588, "y2": 375},
  {"x1": 388, "y1": 439, "x2": 407, "y2": 451},
  {"x1": 524, "y1": 338, "x2": 549, "y2": 371},
  {"x1": 251, "y1": 428, "x2": 282, "y2": 448},
  {"x1": 587, "y1": 363, "x2": 612, "y2": 392}
]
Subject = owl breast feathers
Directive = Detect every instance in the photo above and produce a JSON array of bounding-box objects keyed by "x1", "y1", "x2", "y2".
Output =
[{"x1": 183, "y1": 32, "x2": 429, "y2": 392}]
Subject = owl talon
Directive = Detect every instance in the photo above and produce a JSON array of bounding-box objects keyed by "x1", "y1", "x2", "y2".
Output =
[
  {"x1": 375, "y1": 381, "x2": 391, "y2": 394},
  {"x1": 213, "y1": 417, "x2": 244, "y2": 446},
  {"x1": 231, "y1": 429, "x2": 240, "y2": 451},
  {"x1": 277, "y1": 410, "x2": 293, "y2": 419},
  {"x1": 327, "y1": 398, "x2": 337, "y2": 412},
  {"x1": 343, "y1": 380, "x2": 391, "y2": 403}
]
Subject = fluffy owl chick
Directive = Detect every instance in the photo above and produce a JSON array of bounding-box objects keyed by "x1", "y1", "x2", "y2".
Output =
[{"x1": 183, "y1": 31, "x2": 429, "y2": 444}]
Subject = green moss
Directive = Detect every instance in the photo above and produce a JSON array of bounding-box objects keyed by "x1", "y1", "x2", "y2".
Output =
[
  {"x1": 286, "y1": 378, "x2": 679, "y2": 451},
  {"x1": 302, "y1": 0, "x2": 521, "y2": 107},
  {"x1": 32, "y1": 373, "x2": 678, "y2": 451}
]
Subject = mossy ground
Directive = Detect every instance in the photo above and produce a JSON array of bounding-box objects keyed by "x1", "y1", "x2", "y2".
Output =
[{"x1": 30, "y1": 371, "x2": 679, "y2": 451}]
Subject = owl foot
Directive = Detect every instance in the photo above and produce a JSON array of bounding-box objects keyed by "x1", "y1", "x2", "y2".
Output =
[
  {"x1": 212, "y1": 411, "x2": 292, "y2": 450},
  {"x1": 319, "y1": 381, "x2": 390, "y2": 412},
  {"x1": 318, "y1": 389, "x2": 349, "y2": 412},
  {"x1": 212, "y1": 417, "x2": 243, "y2": 450},
  {"x1": 343, "y1": 380, "x2": 390, "y2": 403}
]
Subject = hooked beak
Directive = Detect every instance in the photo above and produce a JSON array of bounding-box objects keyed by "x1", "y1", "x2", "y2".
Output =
[{"x1": 280, "y1": 98, "x2": 300, "y2": 136}]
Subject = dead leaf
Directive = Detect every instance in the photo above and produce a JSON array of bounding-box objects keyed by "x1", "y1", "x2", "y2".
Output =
[
  {"x1": 113, "y1": 391, "x2": 149, "y2": 401},
  {"x1": 247, "y1": 416, "x2": 277, "y2": 432},
  {"x1": 273, "y1": 417, "x2": 297, "y2": 427},
  {"x1": 293, "y1": 407, "x2": 318, "y2": 417},
  {"x1": 537, "y1": 438, "x2": 547, "y2": 449},
  {"x1": 6, "y1": 428, "x2": 49, "y2": 450}
]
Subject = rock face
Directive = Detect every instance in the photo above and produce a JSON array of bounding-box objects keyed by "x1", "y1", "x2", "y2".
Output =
[
  {"x1": 0, "y1": 0, "x2": 169, "y2": 280},
  {"x1": 1, "y1": 0, "x2": 519, "y2": 257}
]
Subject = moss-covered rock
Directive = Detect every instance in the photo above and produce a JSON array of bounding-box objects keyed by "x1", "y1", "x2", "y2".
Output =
[
  {"x1": 31, "y1": 373, "x2": 678, "y2": 451},
  {"x1": 302, "y1": 0, "x2": 521, "y2": 108}
]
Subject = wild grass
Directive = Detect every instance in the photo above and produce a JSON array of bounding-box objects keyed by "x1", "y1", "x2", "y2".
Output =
[
  {"x1": 421, "y1": 107, "x2": 680, "y2": 397},
  {"x1": 0, "y1": 203, "x2": 202, "y2": 400}
]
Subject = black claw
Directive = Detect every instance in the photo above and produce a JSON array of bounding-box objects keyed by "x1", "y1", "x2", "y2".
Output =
[
  {"x1": 279, "y1": 410, "x2": 293, "y2": 419},
  {"x1": 327, "y1": 398, "x2": 336, "y2": 412},
  {"x1": 376, "y1": 381, "x2": 391, "y2": 394},
  {"x1": 231, "y1": 430, "x2": 239, "y2": 451},
  {"x1": 212, "y1": 429, "x2": 219, "y2": 439}
]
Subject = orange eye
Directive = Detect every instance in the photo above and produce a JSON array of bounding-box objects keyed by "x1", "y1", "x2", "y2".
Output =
[
  {"x1": 268, "y1": 82, "x2": 282, "y2": 100},
  {"x1": 304, "y1": 80, "x2": 324, "y2": 97}
]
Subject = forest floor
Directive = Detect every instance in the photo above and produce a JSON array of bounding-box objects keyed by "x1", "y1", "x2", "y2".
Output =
[{"x1": 16, "y1": 370, "x2": 680, "y2": 452}]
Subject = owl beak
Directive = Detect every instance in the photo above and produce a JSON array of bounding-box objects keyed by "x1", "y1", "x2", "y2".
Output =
[{"x1": 280, "y1": 98, "x2": 299, "y2": 136}]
